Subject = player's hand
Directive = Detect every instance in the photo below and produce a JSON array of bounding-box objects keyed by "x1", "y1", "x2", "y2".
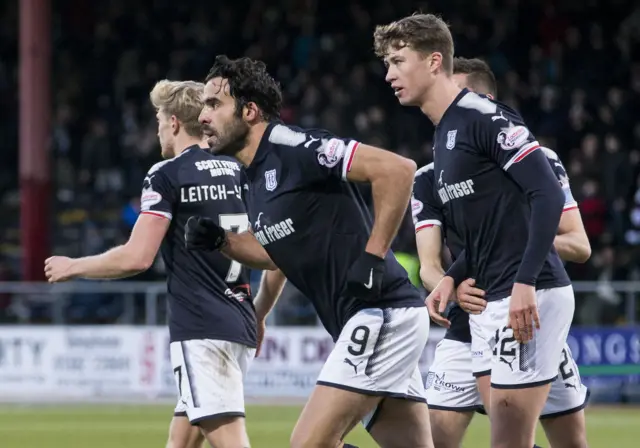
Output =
[
  {"x1": 184, "y1": 216, "x2": 227, "y2": 251},
  {"x1": 255, "y1": 319, "x2": 266, "y2": 358},
  {"x1": 44, "y1": 256, "x2": 77, "y2": 283},
  {"x1": 345, "y1": 252, "x2": 385, "y2": 301},
  {"x1": 426, "y1": 276, "x2": 455, "y2": 328},
  {"x1": 508, "y1": 283, "x2": 540, "y2": 343},
  {"x1": 456, "y1": 278, "x2": 487, "y2": 314}
]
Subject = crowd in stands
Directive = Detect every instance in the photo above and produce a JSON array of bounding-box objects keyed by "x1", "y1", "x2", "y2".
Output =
[{"x1": 0, "y1": 0, "x2": 639, "y2": 325}]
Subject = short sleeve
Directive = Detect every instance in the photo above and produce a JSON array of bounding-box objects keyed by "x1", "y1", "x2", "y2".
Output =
[
  {"x1": 267, "y1": 124, "x2": 359, "y2": 182},
  {"x1": 459, "y1": 94, "x2": 541, "y2": 171},
  {"x1": 541, "y1": 147, "x2": 578, "y2": 211},
  {"x1": 412, "y1": 164, "x2": 444, "y2": 233},
  {"x1": 140, "y1": 165, "x2": 176, "y2": 221}
]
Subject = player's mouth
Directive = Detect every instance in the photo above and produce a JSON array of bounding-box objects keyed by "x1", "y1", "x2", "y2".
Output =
[
  {"x1": 201, "y1": 124, "x2": 217, "y2": 137},
  {"x1": 392, "y1": 86, "x2": 404, "y2": 97}
]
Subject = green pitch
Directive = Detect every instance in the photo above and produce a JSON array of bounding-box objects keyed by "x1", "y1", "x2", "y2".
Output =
[{"x1": 0, "y1": 404, "x2": 638, "y2": 447}]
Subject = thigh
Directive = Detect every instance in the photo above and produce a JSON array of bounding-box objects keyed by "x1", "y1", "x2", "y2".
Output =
[
  {"x1": 490, "y1": 286, "x2": 574, "y2": 389},
  {"x1": 171, "y1": 339, "x2": 255, "y2": 425},
  {"x1": 475, "y1": 375, "x2": 491, "y2": 415},
  {"x1": 291, "y1": 384, "x2": 380, "y2": 448},
  {"x1": 199, "y1": 415, "x2": 250, "y2": 448},
  {"x1": 491, "y1": 383, "x2": 551, "y2": 448},
  {"x1": 368, "y1": 397, "x2": 434, "y2": 448},
  {"x1": 166, "y1": 415, "x2": 204, "y2": 448},
  {"x1": 429, "y1": 409, "x2": 474, "y2": 448},
  {"x1": 426, "y1": 339, "x2": 483, "y2": 414},
  {"x1": 540, "y1": 410, "x2": 588, "y2": 448}
]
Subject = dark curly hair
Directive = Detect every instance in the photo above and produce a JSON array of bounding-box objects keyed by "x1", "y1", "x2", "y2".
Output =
[{"x1": 205, "y1": 55, "x2": 283, "y2": 122}]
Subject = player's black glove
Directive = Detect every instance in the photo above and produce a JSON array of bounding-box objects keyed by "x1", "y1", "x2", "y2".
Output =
[
  {"x1": 345, "y1": 252, "x2": 385, "y2": 301},
  {"x1": 184, "y1": 216, "x2": 227, "y2": 251}
]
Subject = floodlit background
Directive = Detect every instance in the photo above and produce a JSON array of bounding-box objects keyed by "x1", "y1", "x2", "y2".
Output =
[{"x1": 0, "y1": 0, "x2": 639, "y2": 446}]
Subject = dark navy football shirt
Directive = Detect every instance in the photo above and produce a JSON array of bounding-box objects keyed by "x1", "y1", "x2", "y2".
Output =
[
  {"x1": 413, "y1": 151, "x2": 578, "y2": 342},
  {"x1": 243, "y1": 123, "x2": 424, "y2": 340},
  {"x1": 140, "y1": 145, "x2": 256, "y2": 345},
  {"x1": 432, "y1": 89, "x2": 571, "y2": 301}
]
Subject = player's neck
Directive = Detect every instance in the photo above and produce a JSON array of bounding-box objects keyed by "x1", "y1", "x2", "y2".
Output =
[
  {"x1": 419, "y1": 78, "x2": 462, "y2": 125},
  {"x1": 173, "y1": 136, "x2": 203, "y2": 157},
  {"x1": 235, "y1": 121, "x2": 269, "y2": 168}
]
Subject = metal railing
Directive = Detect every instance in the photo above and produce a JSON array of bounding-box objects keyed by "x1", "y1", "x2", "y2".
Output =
[{"x1": 0, "y1": 280, "x2": 638, "y2": 325}]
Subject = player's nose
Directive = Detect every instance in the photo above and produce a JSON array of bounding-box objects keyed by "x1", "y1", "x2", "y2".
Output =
[{"x1": 384, "y1": 68, "x2": 396, "y2": 83}]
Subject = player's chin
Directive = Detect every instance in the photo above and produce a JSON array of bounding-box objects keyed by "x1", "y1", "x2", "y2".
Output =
[
  {"x1": 208, "y1": 142, "x2": 226, "y2": 155},
  {"x1": 205, "y1": 135, "x2": 218, "y2": 148},
  {"x1": 396, "y1": 93, "x2": 418, "y2": 106}
]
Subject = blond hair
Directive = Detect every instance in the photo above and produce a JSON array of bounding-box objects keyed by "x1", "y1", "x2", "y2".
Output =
[
  {"x1": 149, "y1": 80, "x2": 204, "y2": 137},
  {"x1": 373, "y1": 13, "x2": 454, "y2": 74}
]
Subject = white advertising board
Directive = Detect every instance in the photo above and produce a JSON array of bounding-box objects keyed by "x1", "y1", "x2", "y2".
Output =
[{"x1": 0, "y1": 325, "x2": 446, "y2": 401}]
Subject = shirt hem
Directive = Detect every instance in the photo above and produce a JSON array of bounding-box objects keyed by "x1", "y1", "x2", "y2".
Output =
[
  {"x1": 169, "y1": 334, "x2": 257, "y2": 348},
  {"x1": 443, "y1": 333, "x2": 472, "y2": 344},
  {"x1": 484, "y1": 278, "x2": 572, "y2": 302}
]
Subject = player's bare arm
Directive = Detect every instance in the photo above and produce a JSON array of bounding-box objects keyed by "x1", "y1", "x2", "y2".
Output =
[
  {"x1": 44, "y1": 214, "x2": 168, "y2": 282},
  {"x1": 185, "y1": 215, "x2": 277, "y2": 271},
  {"x1": 416, "y1": 226, "x2": 445, "y2": 291},
  {"x1": 254, "y1": 269, "x2": 287, "y2": 356},
  {"x1": 340, "y1": 143, "x2": 417, "y2": 303},
  {"x1": 222, "y1": 230, "x2": 278, "y2": 270},
  {"x1": 415, "y1": 226, "x2": 451, "y2": 327},
  {"x1": 347, "y1": 144, "x2": 417, "y2": 257},
  {"x1": 254, "y1": 268, "x2": 287, "y2": 320},
  {"x1": 554, "y1": 209, "x2": 591, "y2": 263},
  {"x1": 428, "y1": 252, "x2": 464, "y2": 316}
]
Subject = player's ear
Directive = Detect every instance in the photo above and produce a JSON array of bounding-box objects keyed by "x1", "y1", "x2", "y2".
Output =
[
  {"x1": 243, "y1": 102, "x2": 260, "y2": 123},
  {"x1": 429, "y1": 52, "x2": 443, "y2": 73},
  {"x1": 170, "y1": 115, "x2": 180, "y2": 135}
]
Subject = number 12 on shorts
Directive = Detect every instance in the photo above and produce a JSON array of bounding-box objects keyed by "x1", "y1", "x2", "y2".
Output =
[{"x1": 493, "y1": 326, "x2": 536, "y2": 373}]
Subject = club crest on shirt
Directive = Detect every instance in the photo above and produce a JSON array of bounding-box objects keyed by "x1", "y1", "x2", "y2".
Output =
[
  {"x1": 265, "y1": 169, "x2": 278, "y2": 191},
  {"x1": 446, "y1": 130, "x2": 457, "y2": 150}
]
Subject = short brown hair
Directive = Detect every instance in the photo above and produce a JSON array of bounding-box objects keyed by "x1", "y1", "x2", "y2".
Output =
[
  {"x1": 373, "y1": 13, "x2": 454, "y2": 74},
  {"x1": 453, "y1": 57, "x2": 497, "y2": 97},
  {"x1": 150, "y1": 80, "x2": 204, "y2": 137}
]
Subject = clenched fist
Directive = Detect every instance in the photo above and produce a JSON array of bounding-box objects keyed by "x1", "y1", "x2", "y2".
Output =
[{"x1": 185, "y1": 216, "x2": 228, "y2": 251}]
